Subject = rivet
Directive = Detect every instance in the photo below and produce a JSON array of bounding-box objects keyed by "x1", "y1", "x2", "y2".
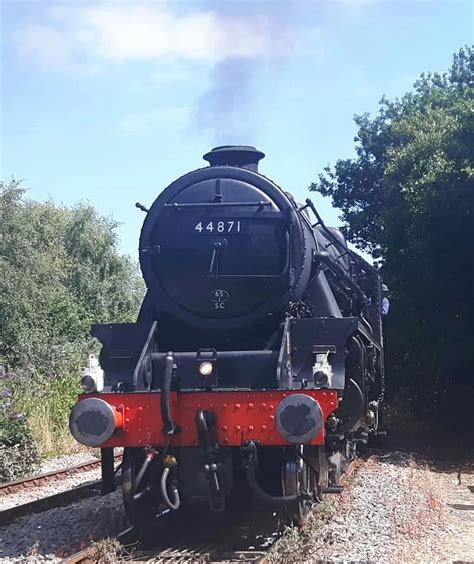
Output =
[
  {"x1": 270, "y1": 404, "x2": 275, "y2": 410},
  {"x1": 138, "y1": 428, "x2": 142, "y2": 432},
  {"x1": 235, "y1": 403, "x2": 241, "y2": 410},
  {"x1": 249, "y1": 403, "x2": 254, "y2": 409},
  {"x1": 249, "y1": 425, "x2": 254, "y2": 431},
  {"x1": 138, "y1": 406, "x2": 143, "y2": 411},
  {"x1": 270, "y1": 415, "x2": 275, "y2": 420},
  {"x1": 224, "y1": 438, "x2": 229, "y2": 444},
  {"x1": 210, "y1": 404, "x2": 214, "y2": 409},
  {"x1": 262, "y1": 425, "x2": 267, "y2": 431},
  {"x1": 125, "y1": 418, "x2": 130, "y2": 423},
  {"x1": 323, "y1": 392, "x2": 327, "y2": 397},
  {"x1": 329, "y1": 402, "x2": 335, "y2": 407},
  {"x1": 222, "y1": 403, "x2": 228, "y2": 409},
  {"x1": 126, "y1": 407, "x2": 130, "y2": 412},
  {"x1": 269, "y1": 394, "x2": 274, "y2": 399},
  {"x1": 262, "y1": 403, "x2": 267, "y2": 409},
  {"x1": 222, "y1": 425, "x2": 228, "y2": 432},
  {"x1": 236, "y1": 425, "x2": 241, "y2": 431}
]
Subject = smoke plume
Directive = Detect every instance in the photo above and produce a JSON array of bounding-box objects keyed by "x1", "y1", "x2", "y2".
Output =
[{"x1": 194, "y1": 1, "x2": 312, "y2": 145}]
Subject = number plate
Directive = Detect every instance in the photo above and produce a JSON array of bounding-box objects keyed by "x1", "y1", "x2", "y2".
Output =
[{"x1": 193, "y1": 220, "x2": 242, "y2": 234}]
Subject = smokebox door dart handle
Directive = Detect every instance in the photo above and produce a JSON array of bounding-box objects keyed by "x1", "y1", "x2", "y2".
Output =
[{"x1": 209, "y1": 241, "x2": 222, "y2": 274}]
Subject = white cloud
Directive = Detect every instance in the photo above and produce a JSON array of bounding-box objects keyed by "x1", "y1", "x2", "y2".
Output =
[{"x1": 13, "y1": 2, "x2": 285, "y2": 70}]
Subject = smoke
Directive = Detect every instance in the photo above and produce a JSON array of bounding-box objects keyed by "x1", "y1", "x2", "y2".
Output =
[
  {"x1": 194, "y1": 1, "x2": 312, "y2": 145},
  {"x1": 196, "y1": 56, "x2": 263, "y2": 145}
]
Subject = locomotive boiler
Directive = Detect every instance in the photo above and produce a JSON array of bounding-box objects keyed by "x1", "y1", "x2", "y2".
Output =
[{"x1": 69, "y1": 145, "x2": 385, "y2": 524}]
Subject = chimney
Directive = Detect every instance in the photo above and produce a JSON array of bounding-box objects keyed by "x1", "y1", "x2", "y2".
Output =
[{"x1": 203, "y1": 145, "x2": 265, "y2": 172}]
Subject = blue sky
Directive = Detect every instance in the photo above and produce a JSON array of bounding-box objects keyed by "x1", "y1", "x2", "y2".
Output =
[{"x1": 1, "y1": 0, "x2": 472, "y2": 257}]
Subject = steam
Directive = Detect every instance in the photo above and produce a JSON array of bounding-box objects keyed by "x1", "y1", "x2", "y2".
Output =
[
  {"x1": 196, "y1": 56, "x2": 263, "y2": 145},
  {"x1": 194, "y1": 1, "x2": 310, "y2": 144}
]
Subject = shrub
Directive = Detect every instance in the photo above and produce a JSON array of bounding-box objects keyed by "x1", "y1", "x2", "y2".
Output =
[
  {"x1": 2, "y1": 369, "x2": 83, "y2": 459},
  {"x1": 0, "y1": 387, "x2": 40, "y2": 482},
  {"x1": 0, "y1": 180, "x2": 145, "y2": 472}
]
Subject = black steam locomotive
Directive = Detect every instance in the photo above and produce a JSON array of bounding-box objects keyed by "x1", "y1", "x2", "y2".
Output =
[{"x1": 70, "y1": 145, "x2": 384, "y2": 524}]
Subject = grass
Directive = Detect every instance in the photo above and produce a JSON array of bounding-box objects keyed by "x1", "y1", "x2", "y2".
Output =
[
  {"x1": 91, "y1": 538, "x2": 129, "y2": 563},
  {"x1": 267, "y1": 498, "x2": 337, "y2": 563},
  {"x1": 1, "y1": 369, "x2": 86, "y2": 459}
]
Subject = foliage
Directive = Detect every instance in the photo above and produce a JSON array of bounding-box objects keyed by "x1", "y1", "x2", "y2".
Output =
[
  {"x1": 0, "y1": 369, "x2": 83, "y2": 460},
  {"x1": 0, "y1": 383, "x2": 40, "y2": 481},
  {"x1": 0, "y1": 183, "x2": 145, "y2": 468},
  {"x1": 310, "y1": 46, "x2": 474, "y2": 424},
  {"x1": 0, "y1": 181, "x2": 145, "y2": 372}
]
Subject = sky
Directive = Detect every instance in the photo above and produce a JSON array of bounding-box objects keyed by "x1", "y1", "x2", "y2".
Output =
[{"x1": 1, "y1": 0, "x2": 472, "y2": 258}]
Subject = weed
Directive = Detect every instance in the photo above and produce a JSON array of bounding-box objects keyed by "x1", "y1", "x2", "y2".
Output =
[
  {"x1": 2, "y1": 368, "x2": 83, "y2": 459},
  {"x1": 0, "y1": 377, "x2": 40, "y2": 481},
  {"x1": 267, "y1": 497, "x2": 340, "y2": 563},
  {"x1": 0, "y1": 367, "x2": 85, "y2": 482},
  {"x1": 91, "y1": 538, "x2": 123, "y2": 563},
  {"x1": 91, "y1": 537, "x2": 136, "y2": 563}
]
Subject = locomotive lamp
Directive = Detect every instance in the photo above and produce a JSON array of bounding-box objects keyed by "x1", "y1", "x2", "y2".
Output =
[
  {"x1": 198, "y1": 361, "x2": 213, "y2": 377},
  {"x1": 312, "y1": 347, "x2": 334, "y2": 388},
  {"x1": 81, "y1": 354, "x2": 104, "y2": 393}
]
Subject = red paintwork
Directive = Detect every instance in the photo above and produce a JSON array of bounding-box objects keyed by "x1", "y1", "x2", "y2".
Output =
[{"x1": 79, "y1": 390, "x2": 339, "y2": 448}]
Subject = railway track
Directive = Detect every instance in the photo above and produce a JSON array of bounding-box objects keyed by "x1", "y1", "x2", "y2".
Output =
[
  {"x1": 0, "y1": 455, "x2": 121, "y2": 496},
  {"x1": 0, "y1": 455, "x2": 122, "y2": 526},
  {"x1": 61, "y1": 458, "x2": 362, "y2": 563},
  {"x1": 62, "y1": 508, "x2": 274, "y2": 563}
]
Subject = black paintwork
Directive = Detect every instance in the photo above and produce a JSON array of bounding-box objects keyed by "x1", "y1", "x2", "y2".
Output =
[{"x1": 92, "y1": 146, "x2": 384, "y2": 436}]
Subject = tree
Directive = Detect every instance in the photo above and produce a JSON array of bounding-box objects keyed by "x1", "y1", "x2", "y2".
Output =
[
  {"x1": 310, "y1": 46, "x2": 474, "y2": 424},
  {"x1": 0, "y1": 180, "x2": 145, "y2": 373}
]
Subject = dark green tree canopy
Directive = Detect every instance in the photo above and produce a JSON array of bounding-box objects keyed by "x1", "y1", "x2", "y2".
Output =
[
  {"x1": 310, "y1": 46, "x2": 473, "y2": 423},
  {"x1": 0, "y1": 180, "x2": 144, "y2": 372}
]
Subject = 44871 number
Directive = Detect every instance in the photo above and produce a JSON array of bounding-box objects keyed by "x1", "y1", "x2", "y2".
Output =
[{"x1": 194, "y1": 220, "x2": 241, "y2": 233}]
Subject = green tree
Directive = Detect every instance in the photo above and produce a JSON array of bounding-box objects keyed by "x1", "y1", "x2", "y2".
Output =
[
  {"x1": 0, "y1": 180, "x2": 145, "y2": 373},
  {"x1": 310, "y1": 46, "x2": 474, "y2": 424}
]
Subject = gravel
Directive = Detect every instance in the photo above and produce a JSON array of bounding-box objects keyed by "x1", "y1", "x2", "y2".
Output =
[
  {"x1": 1, "y1": 449, "x2": 472, "y2": 562},
  {"x1": 0, "y1": 467, "x2": 102, "y2": 512},
  {"x1": 37, "y1": 453, "x2": 98, "y2": 475},
  {"x1": 270, "y1": 451, "x2": 474, "y2": 563},
  {"x1": 0, "y1": 490, "x2": 126, "y2": 562}
]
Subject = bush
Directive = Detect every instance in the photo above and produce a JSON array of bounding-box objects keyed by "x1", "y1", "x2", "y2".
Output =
[
  {"x1": 0, "y1": 180, "x2": 145, "y2": 474},
  {"x1": 0, "y1": 180, "x2": 145, "y2": 374},
  {"x1": 0, "y1": 385, "x2": 40, "y2": 482},
  {"x1": 2, "y1": 369, "x2": 83, "y2": 460}
]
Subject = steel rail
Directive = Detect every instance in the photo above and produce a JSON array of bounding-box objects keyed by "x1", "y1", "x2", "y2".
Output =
[
  {"x1": 0, "y1": 454, "x2": 122, "y2": 497},
  {"x1": 61, "y1": 456, "x2": 366, "y2": 563}
]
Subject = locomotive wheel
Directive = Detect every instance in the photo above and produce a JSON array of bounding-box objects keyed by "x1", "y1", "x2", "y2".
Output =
[
  {"x1": 122, "y1": 448, "x2": 162, "y2": 526},
  {"x1": 281, "y1": 446, "x2": 319, "y2": 525}
]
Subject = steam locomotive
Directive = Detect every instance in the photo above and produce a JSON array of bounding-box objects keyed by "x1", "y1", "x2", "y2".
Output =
[{"x1": 69, "y1": 146, "x2": 384, "y2": 524}]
